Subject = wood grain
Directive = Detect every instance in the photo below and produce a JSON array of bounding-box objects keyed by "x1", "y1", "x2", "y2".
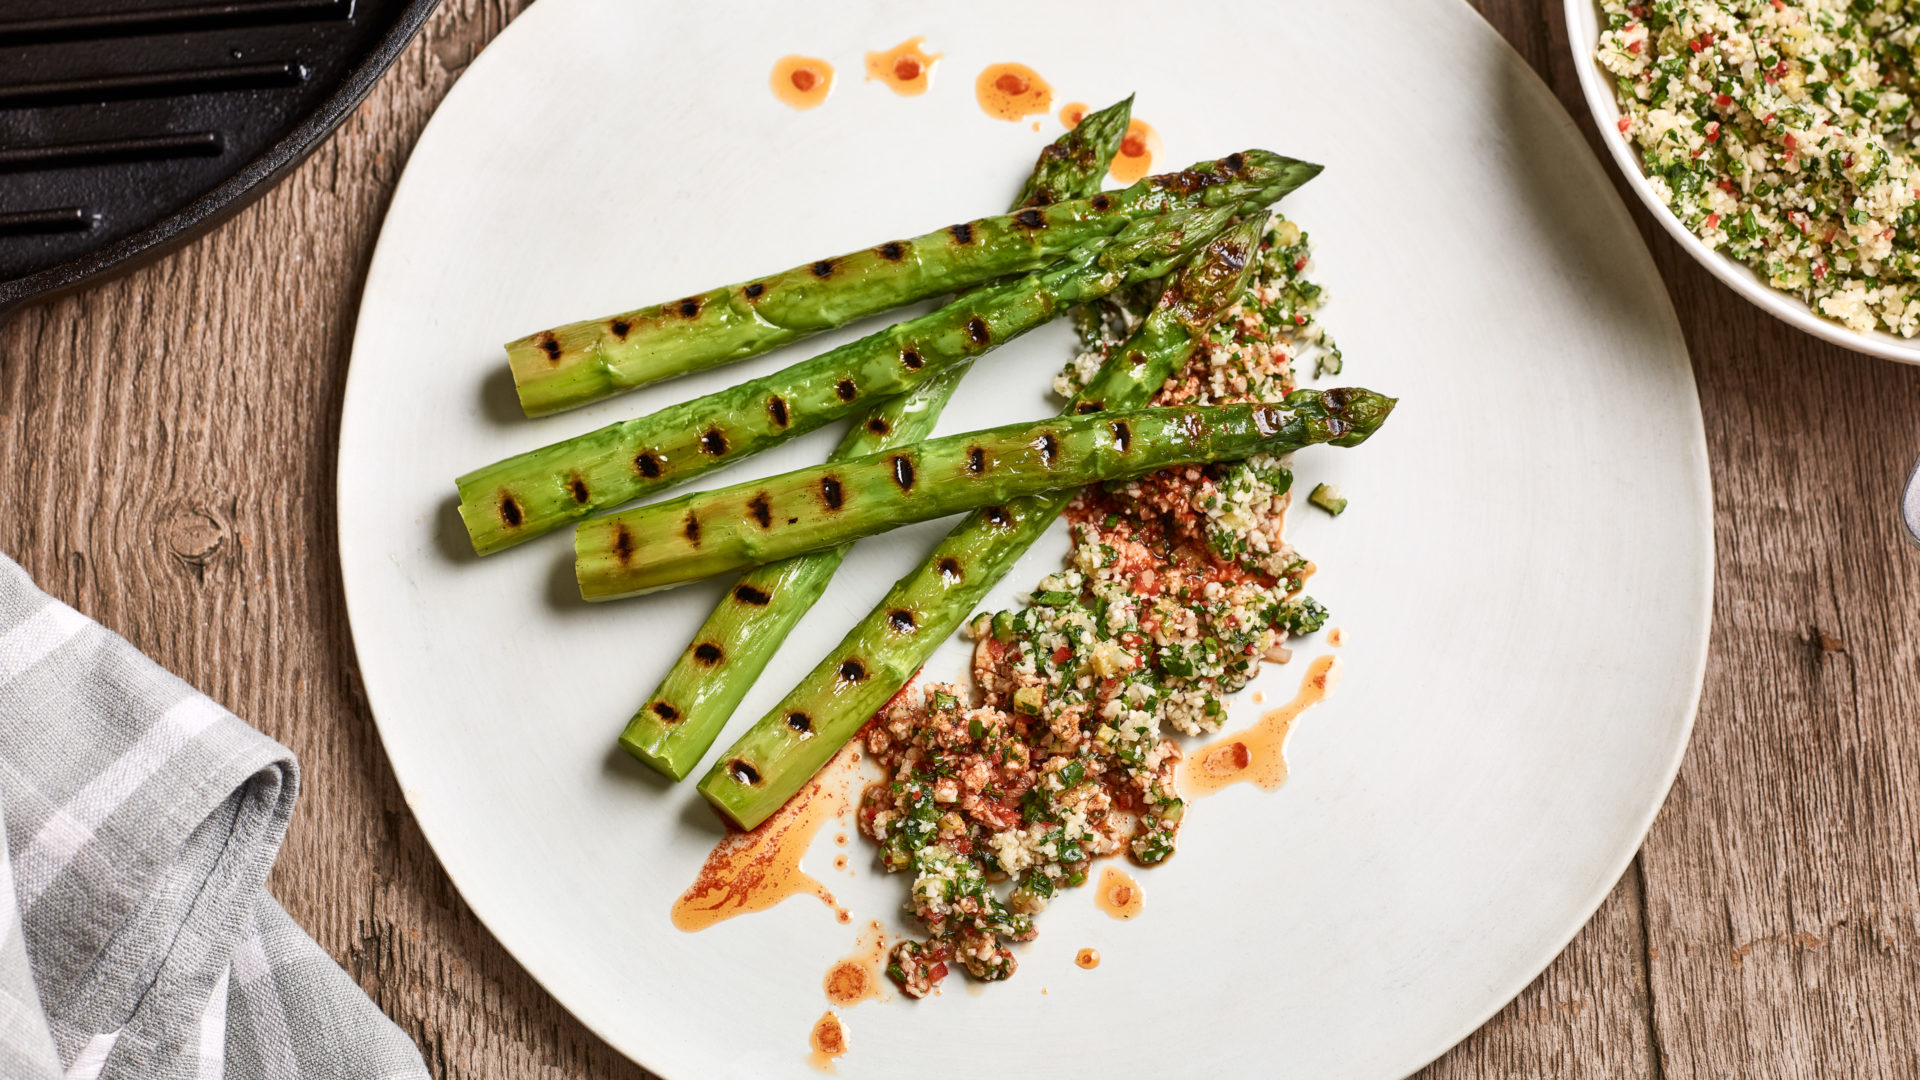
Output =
[{"x1": 2, "y1": 2, "x2": 1917, "y2": 1077}]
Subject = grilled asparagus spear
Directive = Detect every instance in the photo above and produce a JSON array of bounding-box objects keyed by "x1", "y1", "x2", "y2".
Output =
[
  {"x1": 509, "y1": 119, "x2": 1256, "y2": 416},
  {"x1": 456, "y1": 150, "x2": 1321, "y2": 554},
  {"x1": 619, "y1": 99, "x2": 1136, "y2": 779},
  {"x1": 695, "y1": 218, "x2": 1271, "y2": 829},
  {"x1": 578, "y1": 394, "x2": 1394, "y2": 599}
]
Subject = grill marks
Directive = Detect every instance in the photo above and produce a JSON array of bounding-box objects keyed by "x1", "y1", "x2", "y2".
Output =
[
  {"x1": 569, "y1": 477, "x2": 590, "y2": 504},
  {"x1": 612, "y1": 524, "x2": 635, "y2": 564},
  {"x1": 984, "y1": 506, "x2": 1012, "y2": 528},
  {"x1": 1037, "y1": 432, "x2": 1060, "y2": 466},
  {"x1": 700, "y1": 428, "x2": 729, "y2": 455},
  {"x1": 966, "y1": 446, "x2": 986, "y2": 474},
  {"x1": 734, "y1": 584, "x2": 771, "y2": 605},
  {"x1": 767, "y1": 395, "x2": 790, "y2": 427},
  {"x1": 890, "y1": 455, "x2": 916, "y2": 492},
  {"x1": 1110, "y1": 420, "x2": 1132, "y2": 452},
  {"x1": 785, "y1": 712, "x2": 813, "y2": 734},
  {"x1": 887, "y1": 609, "x2": 917, "y2": 632},
  {"x1": 820, "y1": 475, "x2": 844, "y2": 510},
  {"x1": 865, "y1": 417, "x2": 891, "y2": 436},
  {"x1": 1013, "y1": 207, "x2": 1046, "y2": 229},
  {"x1": 498, "y1": 495, "x2": 522, "y2": 528},
  {"x1": 727, "y1": 759, "x2": 762, "y2": 785},
  {"x1": 748, "y1": 494, "x2": 773, "y2": 528},
  {"x1": 693, "y1": 643, "x2": 724, "y2": 665},
  {"x1": 744, "y1": 282, "x2": 766, "y2": 300},
  {"x1": 966, "y1": 317, "x2": 990, "y2": 346},
  {"x1": 683, "y1": 513, "x2": 702, "y2": 546},
  {"x1": 537, "y1": 333, "x2": 561, "y2": 363},
  {"x1": 651, "y1": 702, "x2": 680, "y2": 723},
  {"x1": 835, "y1": 378, "x2": 858, "y2": 401},
  {"x1": 635, "y1": 452, "x2": 663, "y2": 478},
  {"x1": 1075, "y1": 400, "x2": 1102, "y2": 415},
  {"x1": 675, "y1": 296, "x2": 704, "y2": 318},
  {"x1": 838, "y1": 659, "x2": 867, "y2": 682},
  {"x1": 900, "y1": 348, "x2": 924, "y2": 370},
  {"x1": 610, "y1": 319, "x2": 632, "y2": 339},
  {"x1": 938, "y1": 557, "x2": 963, "y2": 582},
  {"x1": 877, "y1": 241, "x2": 906, "y2": 261},
  {"x1": 811, "y1": 258, "x2": 836, "y2": 278},
  {"x1": 949, "y1": 222, "x2": 974, "y2": 244},
  {"x1": 1090, "y1": 192, "x2": 1112, "y2": 212}
]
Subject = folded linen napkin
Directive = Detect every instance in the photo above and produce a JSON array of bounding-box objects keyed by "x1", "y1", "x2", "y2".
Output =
[{"x1": 0, "y1": 554, "x2": 428, "y2": 1080}]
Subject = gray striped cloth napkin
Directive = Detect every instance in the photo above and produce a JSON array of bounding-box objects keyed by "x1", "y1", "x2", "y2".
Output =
[{"x1": 0, "y1": 554, "x2": 428, "y2": 1080}]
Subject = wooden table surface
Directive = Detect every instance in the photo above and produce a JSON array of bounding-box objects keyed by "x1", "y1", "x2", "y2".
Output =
[{"x1": 5, "y1": 1, "x2": 1918, "y2": 1076}]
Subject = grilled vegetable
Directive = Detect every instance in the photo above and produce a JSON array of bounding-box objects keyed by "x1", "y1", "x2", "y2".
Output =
[
  {"x1": 507, "y1": 128, "x2": 1280, "y2": 416},
  {"x1": 618, "y1": 99, "x2": 1136, "y2": 779},
  {"x1": 578, "y1": 394, "x2": 1394, "y2": 599},
  {"x1": 456, "y1": 149, "x2": 1322, "y2": 555},
  {"x1": 695, "y1": 217, "x2": 1271, "y2": 830}
]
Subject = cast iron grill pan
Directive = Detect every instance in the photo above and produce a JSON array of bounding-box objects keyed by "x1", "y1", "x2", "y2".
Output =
[{"x1": 0, "y1": 0, "x2": 439, "y2": 314}]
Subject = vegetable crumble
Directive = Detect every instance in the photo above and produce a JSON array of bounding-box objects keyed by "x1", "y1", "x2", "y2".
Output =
[
  {"x1": 1596, "y1": 0, "x2": 1920, "y2": 335},
  {"x1": 858, "y1": 216, "x2": 1339, "y2": 997}
]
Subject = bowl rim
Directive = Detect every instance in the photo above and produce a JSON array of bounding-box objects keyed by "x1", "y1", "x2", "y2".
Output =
[{"x1": 1562, "y1": 0, "x2": 1920, "y2": 365}]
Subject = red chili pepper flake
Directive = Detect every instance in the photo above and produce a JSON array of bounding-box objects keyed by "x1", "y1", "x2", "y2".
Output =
[
  {"x1": 1292, "y1": 257, "x2": 1307, "y2": 271},
  {"x1": 1628, "y1": 38, "x2": 1643, "y2": 54},
  {"x1": 1705, "y1": 213, "x2": 1721, "y2": 228},
  {"x1": 1716, "y1": 93, "x2": 1734, "y2": 108},
  {"x1": 1689, "y1": 38, "x2": 1704, "y2": 53},
  {"x1": 928, "y1": 962, "x2": 949, "y2": 982},
  {"x1": 1052, "y1": 646, "x2": 1072, "y2": 664}
]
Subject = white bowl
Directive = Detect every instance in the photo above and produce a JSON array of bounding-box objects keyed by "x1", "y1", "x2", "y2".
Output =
[{"x1": 1564, "y1": 0, "x2": 1920, "y2": 363}]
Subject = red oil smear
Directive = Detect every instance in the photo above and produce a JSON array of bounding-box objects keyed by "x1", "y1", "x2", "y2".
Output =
[
  {"x1": 807, "y1": 1010, "x2": 847, "y2": 1072},
  {"x1": 1328, "y1": 627, "x2": 1346, "y2": 647},
  {"x1": 865, "y1": 37, "x2": 941, "y2": 96},
  {"x1": 975, "y1": 62, "x2": 1052, "y2": 121},
  {"x1": 1184, "y1": 654, "x2": 1341, "y2": 797},
  {"x1": 671, "y1": 746, "x2": 858, "y2": 930},
  {"x1": 1093, "y1": 865, "x2": 1142, "y2": 920},
  {"x1": 771, "y1": 55, "x2": 834, "y2": 110},
  {"x1": 1108, "y1": 118, "x2": 1162, "y2": 184},
  {"x1": 1075, "y1": 947, "x2": 1101, "y2": 969}
]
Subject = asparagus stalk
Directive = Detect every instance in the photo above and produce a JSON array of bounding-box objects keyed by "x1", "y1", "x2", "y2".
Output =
[
  {"x1": 618, "y1": 99, "x2": 1136, "y2": 779},
  {"x1": 696, "y1": 217, "x2": 1272, "y2": 830},
  {"x1": 509, "y1": 110, "x2": 1241, "y2": 416},
  {"x1": 456, "y1": 149, "x2": 1321, "y2": 555},
  {"x1": 579, "y1": 394, "x2": 1392, "y2": 599}
]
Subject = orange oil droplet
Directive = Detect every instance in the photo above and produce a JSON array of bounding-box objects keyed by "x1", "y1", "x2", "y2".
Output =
[
  {"x1": 823, "y1": 921, "x2": 890, "y2": 1007},
  {"x1": 1075, "y1": 947, "x2": 1101, "y2": 969},
  {"x1": 1094, "y1": 865, "x2": 1143, "y2": 920},
  {"x1": 671, "y1": 745, "x2": 858, "y2": 930},
  {"x1": 1328, "y1": 627, "x2": 1346, "y2": 647},
  {"x1": 1108, "y1": 118, "x2": 1162, "y2": 184},
  {"x1": 975, "y1": 62, "x2": 1052, "y2": 122},
  {"x1": 865, "y1": 37, "x2": 942, "y2": 96},
  {"x1": 1058, "y1": 101, "x2": 1088, "y2": 128},
  {"x1": 1184, "y1": 654, "x2": 1342, "y2": 797},
  {"x1": 807, "y1": 1011, "x2": 847, "y2": 1071},
  {"x1": 771, "y1": 55, "x2": 835, "y2": 110}
]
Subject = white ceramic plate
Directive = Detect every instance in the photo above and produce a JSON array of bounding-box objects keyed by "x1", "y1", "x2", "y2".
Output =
[
  {"x1": 1565, "y1": 0, "x2": 1920, "y2": 364},
  {"x1": 337, "y1": 2, "x2": 1712, "y2": 1077}
]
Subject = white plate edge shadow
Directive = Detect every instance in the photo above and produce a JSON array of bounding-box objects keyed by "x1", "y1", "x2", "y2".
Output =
[{"x1": 335, "y1": 1, "x2": 1716, "y2": 1076}]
